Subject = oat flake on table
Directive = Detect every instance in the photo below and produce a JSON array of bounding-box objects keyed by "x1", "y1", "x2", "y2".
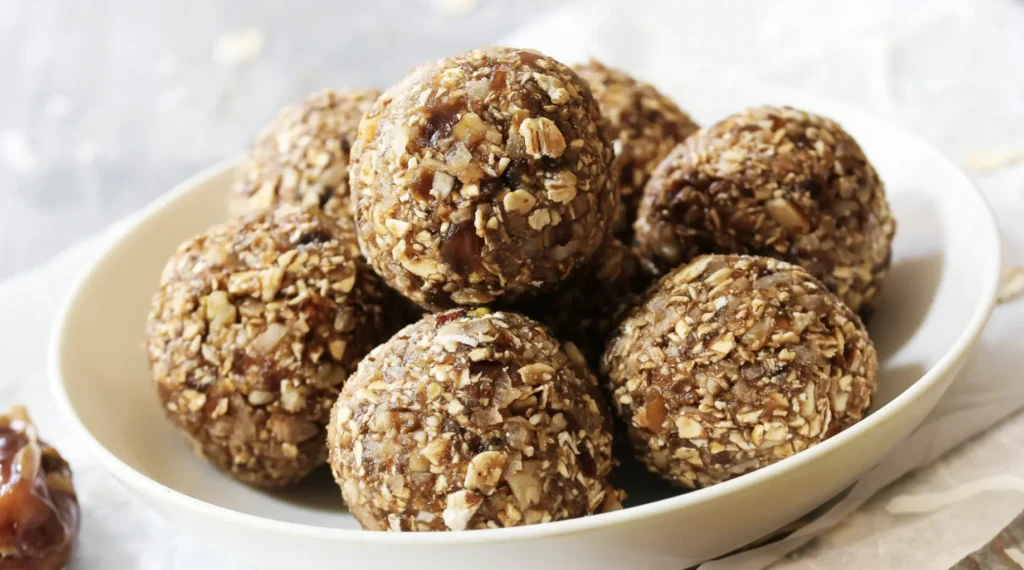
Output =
[
  {"x1": 212, "y1": 28, "x2": 266, "y2": 66},
  {"x1": 998, "y1": 266, "x2": 1024, "y2": 304}
]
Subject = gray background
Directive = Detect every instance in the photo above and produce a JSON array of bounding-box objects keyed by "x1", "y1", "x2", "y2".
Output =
[{"x1": 0, "y1": 0, "x2": 561, "y2": 278}]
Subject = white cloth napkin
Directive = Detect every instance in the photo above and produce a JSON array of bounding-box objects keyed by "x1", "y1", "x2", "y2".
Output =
[{"x1": 3, "y1": 1, "x2": 1023, "y2": 568}]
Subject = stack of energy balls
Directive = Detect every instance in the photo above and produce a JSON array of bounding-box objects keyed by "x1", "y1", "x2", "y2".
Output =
[{"x1": 145, "y1": 46, "x2": 894, "y2": 531}]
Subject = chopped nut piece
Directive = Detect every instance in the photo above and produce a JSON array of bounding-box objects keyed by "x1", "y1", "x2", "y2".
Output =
[
  {"x1": 281, "y1": 443, "x2": 299, "y2": 459},
  {"x1": 251, "y1": 323, "x2": 287, "y2": 354},
  {"x1": 517, "y1": 362, "x2": 555, "y2": 385},
  {"x1": 386, "y1": 123, "x2": 410, "y2": 158},
  {"x1": 182, "y1": 389, "x2": 207, "y2": 413},
  {"x1": 432, "y1": 171, "x2": 456, "y2": 198},
  {"x1": 506, "y1": 465, "x2": 543, "y2": 508},
  {"x1": 765, "y1": 198, "x2": 810, "y2": 233},
  {"x1": 503, "y1": 190, "x2": 537, "y2": 214},
  {"x1": 453, "y1": 112, "x2": 487, "y2": 143},
  {"x1": 545, "y1": 171, "x2": 578, "y2": 203},
  {"x1": 385, "y1": 219, "x2": 412, "y2": 236},
  {"x1": 247, "y1": 390, "x2": 275, "y2": 406},
  {"x1": 675, "y1": 415, "x2": 703, "y2": 439},
  {"x1": 205, "y1": 291, "x2": 237, "y2": 332},
  {"x1": 464, "y1": 451, "x2": 506, "y2": 494},
  {"x1": 280, "y1": 381, "x2": 307, "y2": 412},
  {"x1": 328, "y1": 340, "x2": 347, "y2": 360},
  {"x1": 443, "y1": 490, "x2": 483, "y2": 531},
  {"x1": 447, "y1": 399, "x2": 466, "y2": 416},
  {"x1": 709, "y1": 333, "x2": 736, "y2": 356},
  {"x1": 533, "y1": 73, "x2": 570, "y2": 105},
  {"x1": 528, "y1": 209, "x2": 553, "y2": 230},
  {"x1": 211, "y1": 398, "x2": 229, "y2": 419}
]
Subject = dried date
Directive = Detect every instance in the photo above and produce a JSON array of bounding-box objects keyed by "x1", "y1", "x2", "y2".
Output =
[{"x1": 0, "y1": 406, "x2": 80, "y2": 570}]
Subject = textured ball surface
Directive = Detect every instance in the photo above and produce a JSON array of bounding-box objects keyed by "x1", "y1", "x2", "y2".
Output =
[
  {"x1": 573, "y1": 60, "x2": 699, "y2": 238},
  {"x1": 602, "y1": 254, "x2": 877, "y2": 488},
  {"x1": 513, "y1": 238, "x2": 653, "y2": 364},
  {"x1": 230, "y1": 88, "x2": 381, "y2": 230},
  {"x1": 350, "y1": 47, "x2": 617, "y2": 309},
  {"x1": 634, "y1": 105, "x2": 895, "y2": 315},
  {"x1": 328, "y1": 309, "x2": 621, "y2": 531},
  {"x1": 146, "y1": 208, "x2": 395, "y2": 487}
]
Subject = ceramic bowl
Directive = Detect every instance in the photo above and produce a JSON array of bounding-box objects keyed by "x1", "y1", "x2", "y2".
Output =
[{"x1": 50, "y1": 77, "x2": 1000, "y2": 569}]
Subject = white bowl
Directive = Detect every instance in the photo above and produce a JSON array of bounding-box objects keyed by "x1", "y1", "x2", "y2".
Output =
[{"x1": 50, "y1": 77, "x2": 1000, "y2": 570}]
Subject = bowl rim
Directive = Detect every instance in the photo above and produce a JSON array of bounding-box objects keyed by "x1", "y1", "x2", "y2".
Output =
[{"x1": 49, "y1": 79, "x2": 1001, "y2": 546}]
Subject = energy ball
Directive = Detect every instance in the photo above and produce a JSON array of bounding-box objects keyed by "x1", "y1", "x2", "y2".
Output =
[
  {"x1": 328, "y1": 309, "x2": 622, "y2": 531},
  {"x1": 572, "y1": 60, "x2": 699, "y2": 238},
  {"x1": 146, "y1": 207, "x2": 395, "y2": 487},
  {"x1": 634, "y1": 105, "x2": 895, "y2": 316},
  {"x1": 230, "y1": 88, "x2": 381, "y2": 229},
  {"x1": 350, "y1": 47, "x2": 617, "y2": 310},
  {"x1": 514, "y1": 239, "x2": 653, "y2": 364},
  {"x1": 602, "y1": 255, "x2": 877, "y2": 489}
]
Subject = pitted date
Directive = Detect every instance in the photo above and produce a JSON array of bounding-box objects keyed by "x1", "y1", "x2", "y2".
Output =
[{"x1": 0, "y1": 406, "x2": 80, "y2": 570}]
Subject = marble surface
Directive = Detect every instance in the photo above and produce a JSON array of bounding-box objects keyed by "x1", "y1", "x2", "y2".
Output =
[{"x1": 0, "y1": 0, "x2": 563, "y2": 279}]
